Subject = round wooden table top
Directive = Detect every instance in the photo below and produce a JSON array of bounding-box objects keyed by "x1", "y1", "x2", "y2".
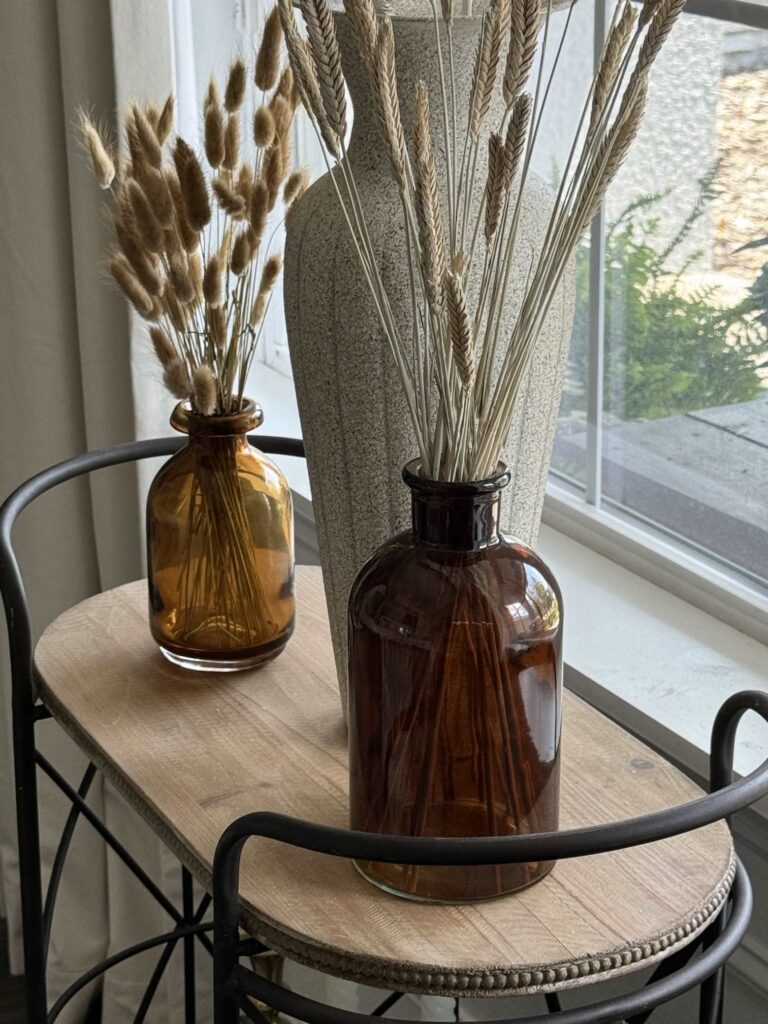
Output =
[{"x1": 35, "y1": 567, "x2": 734, "y2": 998}]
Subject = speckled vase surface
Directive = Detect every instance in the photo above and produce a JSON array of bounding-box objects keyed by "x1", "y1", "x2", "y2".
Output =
[{"x1": 284, "y1": 9, "x2": 575, "y2": 717}]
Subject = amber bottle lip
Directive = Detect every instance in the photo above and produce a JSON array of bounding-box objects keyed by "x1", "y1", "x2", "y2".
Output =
[
  {"x1": 170, "y1": 398, "x2": 264, "y2": 437},
  {"x1": 402, "y1": 459, "x2": 510, "y2": 498}
]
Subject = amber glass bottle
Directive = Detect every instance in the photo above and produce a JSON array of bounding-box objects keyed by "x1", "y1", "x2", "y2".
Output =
[
  {"x1": 348, "y1": 461, "x2": 562, "y2": 902},
  {"x1": 147, "y1": 400, "x2": 294, "y2": 671}
]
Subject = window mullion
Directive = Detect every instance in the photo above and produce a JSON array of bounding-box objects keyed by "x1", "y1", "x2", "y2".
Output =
[{"x1": 585, "y1": 0, "x2": 609, "y2": 508}]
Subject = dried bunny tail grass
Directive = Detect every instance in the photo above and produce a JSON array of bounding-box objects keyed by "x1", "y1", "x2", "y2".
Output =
[
  {"x1": 205, "y1": 76, "x2": 221, "y2": 110},
  {"x1": 204, "y1": 101, "x2": 225, "y2": 167},
  {"x1": 127, "y1": 180, "x2": 164, "y2": 252},
  {"x1": 145, "y1": 102, "x2": 161, "y2": 130},
  {"x1": 77, "y1": 110, "x2": 116, "y2": 188},
  {"x1": 253, "y1": 105, "x2": 276, "y2": 147},
  {"x1": 157, "y1": 95, "x2": 175, "y2": 143},
  {"x1": 149, "y1": 325, "x2": 177, "y2": 368},
  {"x1": 237, "y1": 164, "x2": 254, "y2": 203},
  {"x1": 175, "y1": 139, "x2": 212, "y2": 231},
  {"x1": 413, "y1": 81, "x2": 446, "y2": 313},
  {"x1": 213, "y1": 177, "x2": 247, "y2": 217},
  {"x1": 484, "y1": 132, "x2": 506, "y2": 244},
  {"x1": 503, "y1": 0, "x2": 540, "y2": 108},
  {"x1": 114, "y1": 216, "x2": 163, "y2": 295},
  {"x1": 588, "y1": 1, "x2": 636, "y2": 143},
  {"x1": 223, "y1": 113, "x2": 241, "y2": 171},
  {"x1": 110, "y1": 255, "x2": 154, "y2": 316},
  {"x1": 276, "y1": 66, "x2": 295, "y2": 103},
  {"x1": 203, "y1": 254, "x2": 223, "y2": 306},
  {"x1": 163, "y1": 284, "x2": 188, "y2": 332},
  {"x1": 255, "y1": 5, "x2": 284, "y2": 90},
  {"x1": 189, "y1": 250, "x2": 204, "y2": 303},
  {"x1": 270, "y1": 94, "x2": 293, "y2": 141},
  {"x1": 163, "y1": 359, "x2": 192, "y2": 399},
  {"x1": 142, "y1": 165, "x2": 174, "y2": 228},
  {"x1": 503, "y1": 91, "x2": 531, "y2": 187},
  {"x1": 192, "y1": 364, "x2": 218, "y2": 414},
  {"x1": 248, "y1": 291, "x2": 269, "y2": 328},
  {"x1": 249, "y1": 181, "x2": 269, "y2": 235},
  {"x1": 278, "y1": 0, "x2": 341, "y2": 156},
  {"x1": 224, "y1": 58, "x2": 247, "y2": 112},
  {"x1": 208, "y1": 304, "x2": 227, "y2": 349},
  {"x1": 264, "y1": 144, "x2": 286, "y2": 209},
  {"x1": 165, "y1": 170, "x2": 198, "y2": 252},
  {"x1": 131, "y1": 104, "x2": 163, "y2": 167},
  {"x1": 374, "y1": 19, "x2": 408, "y2": 191},
  {"x1": 259, "y1": 253, "x2": 283, "y2": 293},
  {"x1": 299, "y1": 0, "x2": 347, "y2": 138},
  {"x1": 169, "y1": 252, "x2": 195, "y2": 304},
  {"x1": 230, "y1": 227, "x2": 253, "y2": 276},
  {"x1": 445, "y1": 272, "x2": 475, "y2": 390},
  {"x1": 284, "y1": 168, "x2": 308, "y2": 205}
]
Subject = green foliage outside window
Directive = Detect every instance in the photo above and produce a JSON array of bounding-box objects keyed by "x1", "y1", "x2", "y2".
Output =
[{"x1": 561, "y1": 171, "x2": 767, "y2": 422}]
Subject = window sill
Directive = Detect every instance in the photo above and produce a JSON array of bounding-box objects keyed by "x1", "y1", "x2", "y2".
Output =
[{"x1": 538, "y1": 523, "x2": 768, "y2": 802}]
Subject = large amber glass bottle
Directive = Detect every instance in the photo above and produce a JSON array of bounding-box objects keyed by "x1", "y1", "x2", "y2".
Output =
[
  {"x1": 147, "y1": 400, "x2": 294, "y2": 671},
  {"x1": 348, "y1": 461, "x2": 562, "y2": 902}
]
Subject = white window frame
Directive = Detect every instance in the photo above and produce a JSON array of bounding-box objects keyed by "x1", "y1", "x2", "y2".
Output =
[{"x1": 544, "y1": 0, "x2": 768, "y2": 647}]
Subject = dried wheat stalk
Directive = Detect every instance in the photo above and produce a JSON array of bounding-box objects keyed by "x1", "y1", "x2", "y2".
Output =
[
  {"x1": 281, "y1": 0, "x2": 683, "y2": 480},
  {"x1": 80, "y1": 4, "x2": 304, "y2": 416}
]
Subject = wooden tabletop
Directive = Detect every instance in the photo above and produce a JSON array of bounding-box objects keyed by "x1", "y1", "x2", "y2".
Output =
[{"x1": 35, "y1": 567, "x2": 734, "y2": 998}]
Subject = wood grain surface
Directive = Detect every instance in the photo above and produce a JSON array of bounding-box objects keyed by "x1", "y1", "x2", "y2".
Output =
[{"x1": 34, "y1": 567, "x2": 734, "y2": 997}]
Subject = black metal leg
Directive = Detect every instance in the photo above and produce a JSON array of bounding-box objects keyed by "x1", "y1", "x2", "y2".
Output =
[
  {"x1": 14, "y1": 701, "x2": 47, "y2": 1023},
  {"x1": 545, "y1": 993, "x2": 562, "y2": 1012},
  {"x1": 182, "y1": 867, "x2": 196, "y2": 1024},
  {"x1": 698, "y1": 912, "x2": 727, "y2": 1024}
]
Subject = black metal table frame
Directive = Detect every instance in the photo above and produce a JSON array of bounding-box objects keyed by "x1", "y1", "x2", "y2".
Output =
[{"x1": 1, "y1": 437, "x2": 767, "y2": 1024}]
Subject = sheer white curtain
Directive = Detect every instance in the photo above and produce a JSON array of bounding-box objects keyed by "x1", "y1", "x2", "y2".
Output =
[{"x1": 0, "y1": 1, "x2": 205, "y2": 1020}]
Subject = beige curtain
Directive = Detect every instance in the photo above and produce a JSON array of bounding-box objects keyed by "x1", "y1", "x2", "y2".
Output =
[{"x1": 0, "y1": 0, "x2": 208, "y2": 1020}]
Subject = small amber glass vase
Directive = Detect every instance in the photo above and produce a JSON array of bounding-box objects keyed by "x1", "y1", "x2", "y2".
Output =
[
  {"x1": 348, "y1": 461, "x2": 562, "y2": 902},
  {"x1": 147, "y1": 399, "x2": 294, "y2": 671}
]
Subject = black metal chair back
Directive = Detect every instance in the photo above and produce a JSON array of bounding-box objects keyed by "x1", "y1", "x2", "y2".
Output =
[{"x1": 1, "y1": 436, "x2": 767, "y2": 1024}]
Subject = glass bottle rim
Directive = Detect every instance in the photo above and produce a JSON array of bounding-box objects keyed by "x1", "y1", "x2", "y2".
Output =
[
  {"x1": 170, "y1": 398, "x2": 264, "y2": 437},
  {"x1": 402, "y1": 459, "x2": 510, "y2": 497}
]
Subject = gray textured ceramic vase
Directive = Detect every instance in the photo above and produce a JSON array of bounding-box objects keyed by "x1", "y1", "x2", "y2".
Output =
[{"x1": 284, "y1": 10, "x2": 575, "y2": 716}]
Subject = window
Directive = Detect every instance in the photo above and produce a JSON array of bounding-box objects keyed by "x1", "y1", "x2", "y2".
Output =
[{"x1": 546, "y1": 0, "x2": 768, "y2": 635}]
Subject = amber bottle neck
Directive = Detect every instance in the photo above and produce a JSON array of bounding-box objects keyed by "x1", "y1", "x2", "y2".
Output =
[{"x1": 403, "y1": 460, "x2": 510, "y2": 551}]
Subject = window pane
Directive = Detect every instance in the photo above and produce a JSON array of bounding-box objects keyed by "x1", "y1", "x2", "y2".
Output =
[
  {"x1": 599, "y1": 14, "x2": 768, "y2": 586},
  {"x1": 532, "y1": 0, "x2": 596, "y2": 491}
]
